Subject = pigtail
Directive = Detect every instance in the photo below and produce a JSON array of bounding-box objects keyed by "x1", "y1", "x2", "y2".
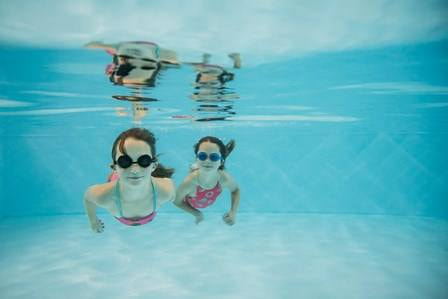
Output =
[
  {"x1": 224, "y1": 140, "x2": 235, "y2": 158},
  {"x1": 152, "y1": 163, "x2": 175, "y2": 178},
  {"x1": 219, "y1": 139, "x2": 235, "y2": 170}
]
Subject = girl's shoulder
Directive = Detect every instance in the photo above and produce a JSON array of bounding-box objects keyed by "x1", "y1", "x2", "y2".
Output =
[
  {"x1": 152, "y1": 176, "x2": 175, "y2": 202},
  {"x1": 185, "y1": 169, "x2": 200, "y2": 183},
  {"x1": 85, "y1": 181, "x2": 115, "y2": 206},
  {"x1": 218, "y1": 170, "x2": 239, "y2": 190},
  {"x1": 218, "y1": 169, "x2": 231, "y2": 182},
  {"x1": 177, "y1": 170, "x2": 200, "y2": 192}
]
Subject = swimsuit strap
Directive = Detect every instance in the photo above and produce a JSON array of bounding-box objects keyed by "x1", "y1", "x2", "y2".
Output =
[
  {"x1": 114, "y1": 181, "x2": 123, "y2": 217},
  {"x1": 114, "y1": 178, "x2": 158, "y2": 218},
  {"x1": 150, "y1": 178, "x2": 158, "y2": 211}
]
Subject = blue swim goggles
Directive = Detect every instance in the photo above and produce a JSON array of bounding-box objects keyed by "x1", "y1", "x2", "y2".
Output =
[{"x1": 196, "y1": 152, "x2": 221, "y2": 162}]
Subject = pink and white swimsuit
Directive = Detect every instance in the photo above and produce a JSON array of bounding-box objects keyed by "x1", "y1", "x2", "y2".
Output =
[{"x1": 185, "y1": 182, "x2": 222, "y2": 209}]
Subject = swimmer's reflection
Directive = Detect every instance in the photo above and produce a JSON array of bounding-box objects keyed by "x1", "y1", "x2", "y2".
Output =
[
  {"x1": 111, "y1": 90, "x2": 158, "y2": 124},
  {"x1": 85, "y1": 41, "x2": 179, "y2": 87},
  {"x1": 86, "y1": 41, "x2": 179, "y2": 124},
  {"x1": 187, "y1": 53, "x2": 241, "y2": 121},
  {"x1": 115, "y1": 102, "x2": 148, "y2": 124}
]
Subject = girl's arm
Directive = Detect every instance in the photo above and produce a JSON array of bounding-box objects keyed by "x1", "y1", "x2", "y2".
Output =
[
  {"x1": 155, "y1": 177, "x2": 176, "y2": 205},
  {"x1": 221, "y1": 172, "x2": 240, "y2": 225},
  {"x1": 173, "y1": 175, "x2": 204, "y2": 224},
  {"x1": 83, "y1": 187, "x2": 105, "y2": 233},
  {"x1": 229, "y1": 187, "x2": 240, "y2": 215},
  {"x1": 84, "y1": 41, "x2": 118, "y2": 55}
]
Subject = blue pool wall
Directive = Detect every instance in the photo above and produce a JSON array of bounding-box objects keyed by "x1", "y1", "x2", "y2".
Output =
[{"x1": 2, "y1": 128, "x2": 447, "y2": 218}]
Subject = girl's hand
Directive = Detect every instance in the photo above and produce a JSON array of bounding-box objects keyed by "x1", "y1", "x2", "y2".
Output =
[
  {"x1": 195, "y1": 211, "x2": 204, "y2": 225},
  {"x1": 90, "y1": 218, "x2": 105, "y2": 233},
  {"x1": 222, "y1": 211, "x2": 236, "y2": 226}
]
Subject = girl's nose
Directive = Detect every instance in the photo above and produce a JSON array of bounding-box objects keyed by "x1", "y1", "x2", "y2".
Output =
[{"x1": 129, "y1": 163, "x2": 140, "y2": 173}]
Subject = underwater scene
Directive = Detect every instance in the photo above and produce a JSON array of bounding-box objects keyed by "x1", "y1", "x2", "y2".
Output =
[{"x1": 1, "y1": 1, "x2": 448, "y2": 298}]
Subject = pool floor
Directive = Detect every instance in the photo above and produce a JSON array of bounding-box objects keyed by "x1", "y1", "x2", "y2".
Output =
[{"x1": 0, "y1": 213, "x2": 447, "y2": 299}]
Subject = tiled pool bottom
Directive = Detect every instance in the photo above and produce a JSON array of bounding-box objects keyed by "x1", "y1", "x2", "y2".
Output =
[{"x1": 0, "y1": 213, "x2": 447, "y2": 299}]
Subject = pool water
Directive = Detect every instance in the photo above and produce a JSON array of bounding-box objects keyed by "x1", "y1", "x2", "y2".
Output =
[
  {"x1": 1, "y1": 214, "x2": 447, "y2": 298},
  {"x1": 1, "y1": 40, "x2": 448, "y2": 298}
]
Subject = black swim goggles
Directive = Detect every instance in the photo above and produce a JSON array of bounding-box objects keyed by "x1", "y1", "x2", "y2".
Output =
[
  {"x1": 196, "y1": 152, "x2": 221, "y2": 162},
  {"x1": 115, "y1": 154, "x2": 155, "y2": 169}
]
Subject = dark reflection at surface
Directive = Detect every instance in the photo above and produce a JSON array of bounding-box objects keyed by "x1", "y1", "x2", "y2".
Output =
[
  {"x1": 186, "y1": 53, "x2": 241, "y2": 122},
  {"x1": 112, "y1": 95, "x2": 158, "y2": 102},
  {"x1": 110, "y1": 92, "x2": 154, "y2": 124},
  {"x1": 85, "y1": 41, "x2": 179, "y2": 124},
  {"x1": 111, "y1": 89, "x2": 151, "y2": 124}
]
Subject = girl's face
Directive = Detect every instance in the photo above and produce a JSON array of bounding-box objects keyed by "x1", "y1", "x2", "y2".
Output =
[
  {"x1": 196, "y1": 141, "x2": 222, "y2": 172},
  {"x1": 115, "y1": 137, "x2": 156, "y2": 185}
]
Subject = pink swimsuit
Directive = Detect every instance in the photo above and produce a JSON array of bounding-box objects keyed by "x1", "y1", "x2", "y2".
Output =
[
  {"x1": 185, "y1": 182, "x2": 222, "y2": 209},
  {"x1": 109, "y1": 172, "x2": 157, "y2": 226}
]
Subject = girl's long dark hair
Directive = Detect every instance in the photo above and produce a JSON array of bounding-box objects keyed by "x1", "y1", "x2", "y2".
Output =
[
  {"x1": 194, "y1": 136, "x2": 235, "y2": 170},
  {"x1": 111, "y1": 128, "x2": 174, "y2": 178}
]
